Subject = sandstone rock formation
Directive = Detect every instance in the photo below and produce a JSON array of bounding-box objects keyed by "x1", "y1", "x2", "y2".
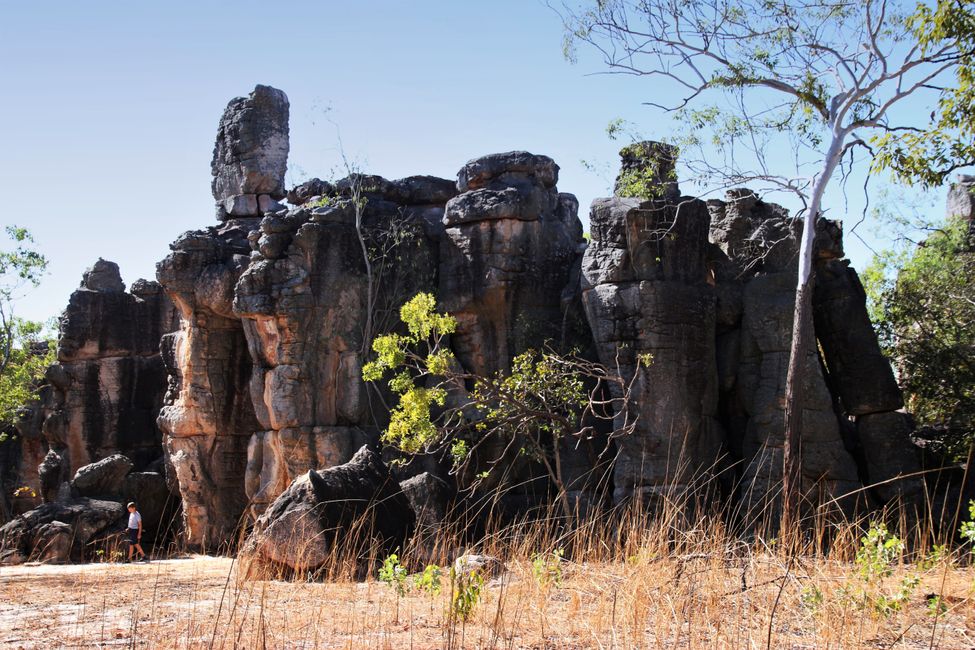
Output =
[
  {"x1": 582, "y1": 166, "x2": 724, "y2": 504},
  {"x1": 153, "y1": 87, "x2": 593, "y2": 548},
  {"x1": 212, "y1": 85, "x2": 289, "y2": 219},
  {"x1": 6, "y1": 87, "x2": 932, "y2": 554},
  {"x1": 2, "y1": 260, "x2": 178, "y2": 518}
]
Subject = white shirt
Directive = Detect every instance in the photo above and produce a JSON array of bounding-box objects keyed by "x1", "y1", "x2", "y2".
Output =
[{"x1": 128, "y1": 511, "x2": 142, "y2": 530}]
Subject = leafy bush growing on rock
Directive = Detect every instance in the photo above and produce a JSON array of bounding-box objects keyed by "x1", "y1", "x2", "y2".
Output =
[{"x1": 363, "y1": 292, "x2": 643, "y2": 518}]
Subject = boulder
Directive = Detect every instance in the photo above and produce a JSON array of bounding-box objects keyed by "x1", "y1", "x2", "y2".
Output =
[
  {"x1": 81, "y1": 259, "x2": 125, "y2": 293},
  {"x1": 32, "y1": 521, "x2": 72, "y2": 564},
  {"x1": 456, "y1": 151, "x2": 558, "y2": 192},
  {"x1": 399, "y1": 472, "x2": 451, "y2": 528},
  {"x1": 71, "y1": 454, "x2": 133, "y2": 497},
  {"x1": 0, "y1": 498, "x2": 124, "y2": 564},
  {"x1": 286, "y1": 178, "x2": 334, "y2": 205},
  {"x1": 211, "y1": 85, "x2": 290, "y2": 204},
  {"x1": 856, "y1": 411, "x2": 924, "y2": 504},
  {"x1": 242, "y1": 446, "x2": 413, "y2": 572}
]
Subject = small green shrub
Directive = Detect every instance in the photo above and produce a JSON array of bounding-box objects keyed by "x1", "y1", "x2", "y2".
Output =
[
  {"x1": 450, "y1": 567, "x2": 484, "y2": 622},
  {"x1": 378, "y1": 553, "x2": 408, "y2": 595},
  {"x1": 530, "y1": 548, "x2": 564, "y2": 587},
  {"x1": 414, "y1": 564, "x2": 443, "y2": 595}
]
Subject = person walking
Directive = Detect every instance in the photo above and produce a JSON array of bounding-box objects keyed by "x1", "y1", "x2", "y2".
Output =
[{"x1": 126, "y1": 502, "x2": 147, "y2": 562}]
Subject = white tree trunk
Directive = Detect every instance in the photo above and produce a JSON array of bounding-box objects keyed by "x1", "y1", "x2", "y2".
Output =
[{"x1": 781, "y1": 132, "x2": 846, "y2": 536}]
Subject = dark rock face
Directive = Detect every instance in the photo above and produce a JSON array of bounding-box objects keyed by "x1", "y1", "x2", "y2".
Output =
[
  {"x1": 212, "y1": 85, "x2": 290, "y2": 219},
  {"x1": 242, "y1": 446, "x2": 413, "y2": 573},
  {"x1": 120, "y1": 471, "x2": 178, "y2": 543},
  {"x1": 583, "y1": 161, "x2": 723, "y2": 502},
  {"x1": 2, "y1": 263, "x2": 179, "y2": 518},
  {"x1": 856, "y1": 412, "x2": 924, "y2": 503},
  {"x1": 0, "y1": 497, "x2": 125, "y2": 565},
  {"x1": 440, "y1": 151, "x2": 587, "y2": 377},
  {"x1": 813, "y1": 259, "x2": 903, "y2": 415}
]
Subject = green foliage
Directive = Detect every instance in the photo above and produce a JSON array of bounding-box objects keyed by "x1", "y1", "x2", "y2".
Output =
[
  {"x1": 863, "y1": 215, "x2": 974, "y2": 458},
  {"x1": 960, "y1": 500, "x2": 975, "y2": 545},
  {"x1": 450, "y1": 567, "x2": 484, "y2": 622},
  {"x1": 415, "y1": 563, "x2": 443, "y2": 595},
  {"x1": 850, "y1": 522, "x2": 919, "y2": 617},
  {"x1": 0, "y1": 324, "x2": 54, "y2": 436},
  {"x1": 0, "y1": 226, "x2": 47, "y2": 295},
  {"x1": 378, "y1": 553, "x2": 409, "y2": 595},
  {"x1": 377, "y1": 557, "x2": 444, "y2": 597},
  {"x1": 530, "y1": 548, "x2": 564, "y2": 588},
  {"x1": 927, "y1": 594, "x2": 948, "y2": 617},
  {"x1": 363, "y1": 292, "x2": 637, "y2": 508},
  {"x1": 871, "y1": 0, "x2": 975, "y2": 188},
  {"x1": 799, "y1": 585, "x2": 823, "y2": 613},
  {"x1": 0, "y1": 226, "x2": 51, "y2": 437},
  {"x1": 856, "y1": 522, "x2": 904, "y2": 582}
]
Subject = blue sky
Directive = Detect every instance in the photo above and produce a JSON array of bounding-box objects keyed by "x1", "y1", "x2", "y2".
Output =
[{"x1": 0, "y1": 1, "x2": 955, "y2": 323}]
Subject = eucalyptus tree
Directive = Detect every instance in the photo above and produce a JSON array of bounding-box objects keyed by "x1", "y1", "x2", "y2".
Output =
[{"x1": 559, "y1": 0, "x2": 975, "y2": 529}]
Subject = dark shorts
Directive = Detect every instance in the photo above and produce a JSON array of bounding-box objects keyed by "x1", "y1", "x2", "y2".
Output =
[{"x1": 128, "y1": 528, "x2": 140, "y2": 545}]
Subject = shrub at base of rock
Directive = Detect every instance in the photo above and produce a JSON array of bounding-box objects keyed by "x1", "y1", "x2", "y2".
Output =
[{"x1": 241, "y1": 446, "x2": 414, "y2": 577}]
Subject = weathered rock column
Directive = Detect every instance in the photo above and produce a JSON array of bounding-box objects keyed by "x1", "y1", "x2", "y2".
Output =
[
  {"x1": 235, "y1": 174, "x2": 451, "y2": 516},
  {"x1": 813, "y1": 259, "x2": 922, "y2": 505},
  {"x1": 707, "y1": 190, "x2": 863, "y2": 519},
  {"x1": 6, "y1": 260, "x2": 178, "y2": 514},
  {"x1": 156, "y1": 224, "x2": 261, "y2": 549},
  {"x1": 439, "y1": 151, "x2": 588, "y2": 377},
  {"x1": 582, "y1": 143, "x2": 723, "y2": 504},
  {"x1": 211, "y1": 85, "x2": 289, "y2": 220}
]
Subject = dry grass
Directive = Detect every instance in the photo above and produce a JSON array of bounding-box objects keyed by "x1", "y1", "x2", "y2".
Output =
[{"x1": 1, "y1": 504, "x2": 973, "y2": 649}]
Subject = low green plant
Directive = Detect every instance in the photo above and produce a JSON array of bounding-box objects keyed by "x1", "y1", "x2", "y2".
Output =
[
  {"x1": 450, "y1": 567, "x2": 484, "y2": 622},
  {"x1": 363, "y1": 292, "x2": 640, "y2": 518},
  {"x1": 960, "y1": 500, "x2": 975, "y2": 545},
  {"x1": 800, "y1": 585, "x2": 824, "y2": 613},
  {"x1": 530, "y1": 548, "x2": 564, "y2": 588},
  {"x1": 927, "y1": 594, "x2": 948, "y2": 617},
  {"x1": 851, "y1": 522, "x2": 919, "y2": 617},
  {"x1": 378, "y1": 553, "x2": 408, "y2": 595},
  {"x1": 414, "y1": 563, "x2": 443, "y2": 595}
]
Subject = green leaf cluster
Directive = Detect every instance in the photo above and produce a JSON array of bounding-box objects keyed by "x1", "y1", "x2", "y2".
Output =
[
  {"x1": 871, "y1": 0, "x2": 975, "y2": 187},
  {"x1": 864, "y1": 214, "x2": 974, "y2": 458},
  {"x1": 362, "y1": 293, "x2": 458, "y2": 455}
]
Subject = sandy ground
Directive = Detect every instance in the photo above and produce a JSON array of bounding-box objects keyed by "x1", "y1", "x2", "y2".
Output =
[{"x1": 0, "y1": 554, "x2": 972, "y2": 649}]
